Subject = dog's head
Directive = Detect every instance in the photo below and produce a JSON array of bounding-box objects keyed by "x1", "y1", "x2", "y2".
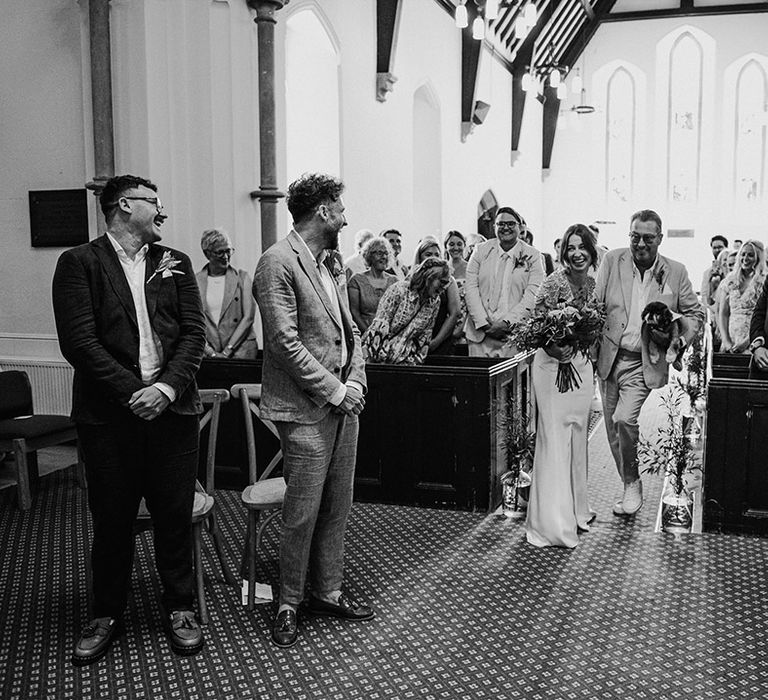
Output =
[{"x1": 642, "y1": 301, "x2": 674, "y2": 331}]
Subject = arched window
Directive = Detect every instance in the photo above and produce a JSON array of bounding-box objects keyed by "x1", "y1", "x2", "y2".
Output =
[
  {"x1": 285, "y1": 8, "x2": 341, "y2": 182},
  {"x1": 667, "y1": 32, "x2": 703, "y2": 202},
  {"x1": 734, "y1": 60, "x2": 768, "y2": 202},
  {"x1": 605, "y1": 67, "x2": 635, "y2": 202}
]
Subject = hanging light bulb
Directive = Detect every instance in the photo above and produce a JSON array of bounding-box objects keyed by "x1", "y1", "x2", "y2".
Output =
[
  {"x1": 525, "y1": 3, "x2": 538, "y2": 28},
  {"x1": 485, "y1": 0, "x2": 499, "y2": 21},
  {"x1": 515, "y1": 16, "x2": 528, "y2": 39},
  {"x1": 455, "y1": 2, "x2": 468, "y2": 29},
  {"x1": 571, "y1": 69, "x2": 583, "y2": 95},
  {"x1": 472, "y1": 15, "x2": 485, "y2": 40},
  {"x1": 521, "y1": 72, "x2": 532, "y2": 92},
  {"x1": 550, "y1": 69, "x2": 561, "y2": 88},
  {"x1": 557, "y1": 82, "x2": 567, "y2": 100}
]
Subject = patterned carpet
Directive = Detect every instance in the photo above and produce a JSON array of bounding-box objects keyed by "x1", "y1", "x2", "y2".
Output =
[{"x1": 2, "y1": 411, "x2": 768, "y2": 699}]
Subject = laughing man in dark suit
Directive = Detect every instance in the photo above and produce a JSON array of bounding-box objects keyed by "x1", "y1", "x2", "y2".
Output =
[{"x1": 52, "y1": 175, "x2": 206, "y2": 665}]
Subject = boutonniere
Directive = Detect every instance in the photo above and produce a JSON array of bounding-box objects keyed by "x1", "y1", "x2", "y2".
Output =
[
  {"x1": 324, "y1": 251, "x2": 345, "y2": 284},
  {"x1": 654, "y1": 267, "x2": 665, "y2": 291},
  {"x1": 147, "y1": 250, "x2": 184, "y2": 283},
  {"x1": 514, "y1": 253, "x2": 532, "y2": 271}
]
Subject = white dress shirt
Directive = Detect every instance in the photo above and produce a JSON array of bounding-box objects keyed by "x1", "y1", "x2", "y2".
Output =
[
  {"x1": 106, "y1": 233, "x2": 175, "y2": 401},
  {"x1": 620, "y1": 257, "x2": 661, "y2": 352}
]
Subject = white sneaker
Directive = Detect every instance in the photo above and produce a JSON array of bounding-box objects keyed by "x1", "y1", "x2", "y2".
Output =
[
  {"x1": 622, "y1": 479, "x2": 643, "y2": 514},
  {"x1": 612, "y1": 499, "x2": 626, "y2": 516}
]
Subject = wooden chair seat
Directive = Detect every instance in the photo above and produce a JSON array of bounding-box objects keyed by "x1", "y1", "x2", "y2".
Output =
[{"x1": 242, "y1": 478, "x2": 286, "y2": 508}]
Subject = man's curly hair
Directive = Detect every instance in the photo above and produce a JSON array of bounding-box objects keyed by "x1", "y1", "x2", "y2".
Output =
[
  {"x1": 287, "y1": 173, "x2": 345, "y2": 224},
  {"x1": 100, "y1": 174, "x2": 157, "y2": 221}
]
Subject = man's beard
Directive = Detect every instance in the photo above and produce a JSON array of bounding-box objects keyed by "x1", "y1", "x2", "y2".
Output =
[{"x1": 326, "y1": 227, "x2": 340, "y2": 251}]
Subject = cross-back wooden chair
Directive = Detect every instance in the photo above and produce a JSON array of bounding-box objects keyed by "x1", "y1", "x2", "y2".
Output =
[
  {"x1": 229, "y1": 383, "x2": 285, "y2": 609},
  {"x1": 0, "y1": 370, "x2": 85, "y2": 510},
  {"x1": 135, "y1": 388, "x2": 236, "y2": 624}
]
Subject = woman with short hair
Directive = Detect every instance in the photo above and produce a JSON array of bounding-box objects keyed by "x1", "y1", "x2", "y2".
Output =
[
  {"x1": 347, "y1": 237, "x2": 398, "y2": 334},
  {"x1": 196, "y1": 228, "x2": 257, "y2": 359}
]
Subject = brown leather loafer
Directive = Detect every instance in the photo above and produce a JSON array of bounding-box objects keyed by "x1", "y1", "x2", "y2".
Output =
[
  {"x1": 272, "y1": 608, "x2": 299, "y2": 648},
  {"x1": 167, "y1": 610, "x2": 204, "y2": 656},
  {"x1": 71, "y1": 617, "x2": 123, "y2": 667},
  {"x1": 305, "y1": 593, "x2": 375, "y2": 621}
]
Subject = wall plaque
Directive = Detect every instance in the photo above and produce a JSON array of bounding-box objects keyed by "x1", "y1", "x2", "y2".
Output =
[
  {"x1": 667, "y1": 228, "x2": 694, "y2": 238},
  {"x1": 29, "y1": 189, "x2": 88, "y2": 247}
]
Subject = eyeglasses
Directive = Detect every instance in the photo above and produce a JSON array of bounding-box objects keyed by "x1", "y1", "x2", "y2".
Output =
[
  {"x1": 496, "y1": 222, "x2": 520, "y2": 230},
  {"x1": 120, "y1": 196, "x2": 164, "y2": 210},
  {"x1": 629, "y1": 232, "x2": 658, "y2": 245},
  {"x1": 209, "y1": 248, "x2": 235, "y2": 258}
]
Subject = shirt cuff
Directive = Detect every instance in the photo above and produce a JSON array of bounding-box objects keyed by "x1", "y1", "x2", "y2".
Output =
[
  {"x1": 346, "y1": 380, "x2": 365, "y2": 396},
  {"x1": 154, "y1": 382, "x2": 176, "y2": 403},
  {"x1": 750, "y1": 336, "x2": 765, "y2": 353},
  {"x1": 328, "y1": 382, "x2": 347, "y2": 407}
]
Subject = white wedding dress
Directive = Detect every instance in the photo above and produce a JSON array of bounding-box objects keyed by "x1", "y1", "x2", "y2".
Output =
[{"x1": 526, "y1": 271, "x2": 596, "y2": 548}]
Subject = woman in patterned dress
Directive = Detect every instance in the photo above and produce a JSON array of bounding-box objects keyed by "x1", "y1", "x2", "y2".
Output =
[
  {"x1": 362, "y1": 258, "x2": 452, "y2": 365},
  {"x1": 444, "y1": 230, "x2": 469, "y2": 348},
  {"x1": 718, "y1": 239, "x2": 765, "y2": 353},
  {"x1": 526, "y1": 224, "x2": 599, "y2": 549}
]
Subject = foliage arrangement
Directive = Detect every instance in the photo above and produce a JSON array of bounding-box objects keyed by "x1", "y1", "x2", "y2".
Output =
[
  {"x1": 510, "y1": 299, "x2": 606, "y2": 392},
  {"x1": 638, "y1": 390, "x2": 702, "y2": 497},
  {"x1": 675, "y1": 329, "x2": 707, "y2": 411},
  {"x1": 498, "y1": 393, "x2": 535, "y2": 481}
]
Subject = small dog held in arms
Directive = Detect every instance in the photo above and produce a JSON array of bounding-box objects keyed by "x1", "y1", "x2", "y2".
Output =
[{"x1": 641, "y1": 301, "x2": 684, "y2": 370}]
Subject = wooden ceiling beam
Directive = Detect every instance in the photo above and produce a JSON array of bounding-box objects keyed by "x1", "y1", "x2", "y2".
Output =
[
  {"x1": 376, "y1": 0, "x2": 402, "y2": 102},
  {"x1": 603, "y1": 2, "x2": 768, "y2": 22}
]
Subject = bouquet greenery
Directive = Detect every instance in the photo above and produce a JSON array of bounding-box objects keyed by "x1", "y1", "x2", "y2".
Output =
[{"x1": 511, "y1": 298, "x2": 606, "y2": 392}]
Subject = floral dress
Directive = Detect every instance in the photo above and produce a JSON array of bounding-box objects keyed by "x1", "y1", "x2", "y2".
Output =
[
  {"x1": 526, "y1": 269, "x2": 596, "y2": 549},
  {"x1": 362, "y1": 281, "x2": 441, "y2": 365},
  {"x1": 721, "y1": 271, "x2": 765, "y2": 350}
]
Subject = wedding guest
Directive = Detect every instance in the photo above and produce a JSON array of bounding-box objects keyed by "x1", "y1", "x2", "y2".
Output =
[
  {"x1": 347, "y1": 237, "x2": 397, "y2": 334},
  {"x1": 595, "y1": 209, "x2": 704, "y2": 516},
  {"x1": 344, "y1": 229, "x2": 376, "y2": 281},
  {"x1": 718, "y1": 239, "x2": 765, "y2": 354},
  {"x1": 464, "y1": 207, "x2": 544, "y2": 358},
  {"x1": 363, "y1": 258, "x2": 451, "y2": 365},
  {"x1": 196, "y1": 228, "x2": 257, "y2": 360},
  {"x1": 526, "y1": 224, "x2": 599, "y2": 548},
  {"x1": 747, "y1": 267, "x2": 768, "y2": 378},
  {"x1": 52, "y1": 174, "x2": 206, "y2": 665},
  {"x1": 700, "y1": 235, "x2": 729, "y2": 302},
  {"x1": 253, "y1": 173, "x2": 372, "y2": 649},
  {"x1": 444, "y1": 230, "x2": 468, "y2": 346},
  {"x1": 412, "y1": 237, "x2": 460, "y2": 355},
  {"x1": 382, "y1": 229, "x2": 409, "y2": 281},
  {"x1": 701, "y1": 236, "x2": 729, "y2": 349}
]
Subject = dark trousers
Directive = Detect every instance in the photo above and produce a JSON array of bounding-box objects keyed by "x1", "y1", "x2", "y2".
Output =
[{"x1": 77, "y1": 410, "x2": 199, "y2": 618}]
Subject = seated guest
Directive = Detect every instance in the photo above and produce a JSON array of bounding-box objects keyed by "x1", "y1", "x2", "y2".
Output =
[
  {"x1": 362, "y1": 258, "x2": 451, "y2": 365},
  {"x1": 344, "y1": 228, "x2": 376, "y2": 281},
  {"x1": 347, "y1": 237, "x2": 398, "y2": 334},
  {"x1": 413, "y1": 237, "x2": 460, "y2": 355},
  {"x1": 719, "y1": 239, "x2": 765, "y2": 353},
  {"x1": 382, "y1": 229, "x2": 409, "y2": 280},
  {"x1": 196, "y1": 228, "x2": 257, "y2": 359}
]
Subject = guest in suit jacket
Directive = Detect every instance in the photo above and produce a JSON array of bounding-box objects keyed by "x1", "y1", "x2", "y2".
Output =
[
  {"x1": 195, "y1": 228, "x2": 257, "y2": 360},
  {"x1": 52, "y1": 175, "x2": 206, "y2": 665},
  {"x1": 747, "y1": 271, "x2": 768, "y2": 377},
  {"x1": 253, "y1": 173, "x2": 371, "y2": 649},
  {"x1": 464, "y1": 207, "x2": 545, "y2": 357},
  {"x1": 595, "y1": 209, "x2": 703, "y2": 516}
]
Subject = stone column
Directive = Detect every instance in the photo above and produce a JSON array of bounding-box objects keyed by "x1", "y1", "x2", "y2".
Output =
[
  {"x1": 247, "y1": 0, "x2": 286, "y2": 251},
  {"x1": 85, "y1": 0, "x2": 115, "y2": 235}
]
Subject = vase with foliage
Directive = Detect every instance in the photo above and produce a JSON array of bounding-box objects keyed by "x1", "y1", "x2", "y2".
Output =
[
  {"x1": 638, "y1": 390, "x2": 702, "y2": 533},
  {"x1": 498, "y1": 394, "x2": 536, "y2": 518}
]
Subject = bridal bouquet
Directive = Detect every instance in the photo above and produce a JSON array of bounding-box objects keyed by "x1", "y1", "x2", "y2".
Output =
[{"x1": 510, "y1": 299, "x2": 606, "y2": 392}]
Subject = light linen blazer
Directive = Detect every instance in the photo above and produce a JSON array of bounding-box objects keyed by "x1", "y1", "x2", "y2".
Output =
[
  {"x1": 253, "y1": 230, "x2": 367, "y2": 424},
  {"x1": 594, "y1": 248, "x2": 704, "y2": 389},
  {"x1": 463, "y1": 239, "x2": 545, "y2": 343}
]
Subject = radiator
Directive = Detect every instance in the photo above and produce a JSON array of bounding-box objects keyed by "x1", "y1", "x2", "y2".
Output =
[{"x1": 0, "y1": 359, "x2": 74, "y2": 416}]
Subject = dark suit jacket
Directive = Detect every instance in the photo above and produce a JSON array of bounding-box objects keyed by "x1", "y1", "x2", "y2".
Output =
[
  {"x1": 52, "y1": 235, "x2": 206, "y2": 424},
  {"x1": 253, "y1": 231, "x2": 367, "y2": 424},
  {"x1": 749, "y1": 276, "x2": 768, "y2": 344}
]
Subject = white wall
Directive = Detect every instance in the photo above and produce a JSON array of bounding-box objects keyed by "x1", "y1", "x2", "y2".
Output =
[{"x1": 544, "y1": 14, "x2": 768, "y2": 290}]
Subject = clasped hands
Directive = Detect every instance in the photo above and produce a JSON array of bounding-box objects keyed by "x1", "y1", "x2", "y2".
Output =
[
  {"x1": 544, "y1": 342, "x2": 574, "y2": 362},
  {"x1": 334, "y1": 385, "x2": 365, "y2": 417},
  {"x1": 483, "y1": 319, "x2": 510, "y2": 341},
  {"x1": 129, "y1": 386, "x2": 170, "y2": 421}
]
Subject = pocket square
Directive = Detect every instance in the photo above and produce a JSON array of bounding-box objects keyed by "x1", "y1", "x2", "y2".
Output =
[{"x1": 661, "y1": 283, "x2": 674, "y2": 296}]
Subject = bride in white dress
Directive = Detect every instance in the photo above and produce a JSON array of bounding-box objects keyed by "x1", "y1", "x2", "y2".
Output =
[{"x1": 526, "y1": 224, "x2": 599, "y2": 548}]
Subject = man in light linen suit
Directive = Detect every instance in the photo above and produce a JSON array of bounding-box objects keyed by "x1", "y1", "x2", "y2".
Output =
[
  {"x1": 253, "y1": 173, "x2": 372, "y2": 649},
  {"x1": 595, "y1": 209, "x2": 704, "y2": 516},
  {"x1": 464, "y1": 207, "x2": 545, "y2": 357}
]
